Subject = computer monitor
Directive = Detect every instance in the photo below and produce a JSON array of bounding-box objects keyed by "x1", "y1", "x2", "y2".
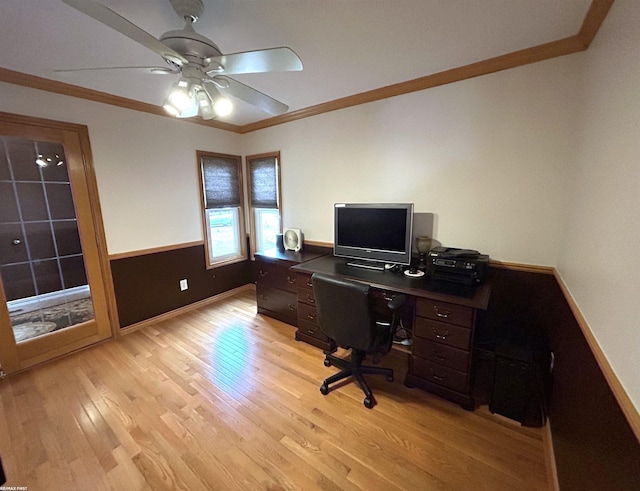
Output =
[{"x1": 333, "y1": 203, "x2": 414, "y2": 270}]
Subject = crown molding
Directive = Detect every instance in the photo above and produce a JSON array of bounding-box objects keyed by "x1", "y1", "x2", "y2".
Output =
[
  {"x1": 0, "y1": 67, "x2": 242, "y2": 133},
  {"x1": 240, "y1": 35, "x2": 586, "y2": 133},
  {"x1": 240, "y1": 0, "x2": 613, "y2": 133},
  {"x1": 0, "y1": 0, "x2": 613, "y2": 135}
]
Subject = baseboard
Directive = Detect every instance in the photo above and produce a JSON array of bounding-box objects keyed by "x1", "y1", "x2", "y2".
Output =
[
  {"x1": 542, "y1": 421, "x2": 560, "y2": 491},
  {"x1": 118, "y1": 283, "x2": 255, "y2": 335}
]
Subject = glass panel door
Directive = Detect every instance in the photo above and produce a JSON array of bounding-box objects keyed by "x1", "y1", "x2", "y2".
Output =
[
  {"x1": 0, "y1": 114, "x2": 112, "y2": 373},
  {"x1": 1, "y1": 137, "x2": 95, "y2": 342}
]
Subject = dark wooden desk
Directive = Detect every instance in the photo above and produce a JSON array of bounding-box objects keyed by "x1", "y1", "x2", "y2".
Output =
[
  {"x1": 290, "y1": 255, "x2": 491, "y2": 408},
  {"x1": 254, "y1": 249, "x2": 325, "y2": 326}
]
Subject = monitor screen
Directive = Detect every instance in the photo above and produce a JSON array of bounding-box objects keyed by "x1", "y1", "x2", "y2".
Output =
[{"x1": 334, "y1": 203, "x2": 414, "y2": 267}]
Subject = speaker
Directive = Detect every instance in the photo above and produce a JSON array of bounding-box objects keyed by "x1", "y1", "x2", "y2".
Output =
[
  {"x1": 283, "y1": 228, "x2": 303, "y2": 251},
  {"x1": 275, "y1": 233, "x2": 285, "y2": 251},
  {"x1": 412, "y1": 212, "x2": 435, "y2": 245}
]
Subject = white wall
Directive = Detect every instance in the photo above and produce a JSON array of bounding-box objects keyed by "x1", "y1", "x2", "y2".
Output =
[
  {"x1": 0, "y1": 84, "x2": 241, "y2": 254},
  {"x1": 0, "y1": 51, "x2": 584, "y2": 266},
  {"x1": 243, "y1": 56, "x2": 582, "y2": 266},
  {"x1": 557, "y1": 0, "x2": 640, "y2": 412}
]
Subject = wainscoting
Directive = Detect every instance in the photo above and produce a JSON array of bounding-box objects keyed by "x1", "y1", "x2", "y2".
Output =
[
  {"x1": 485, "y1": 266, "x2": 640, "y2": 490},
  {"x1": 109, "y1": 243, "x2": 252, "y2": 329}
]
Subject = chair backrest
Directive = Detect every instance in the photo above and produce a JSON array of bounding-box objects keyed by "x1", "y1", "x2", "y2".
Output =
[{"x1": 312, "y1": 273, "x2": 375, "y2": 351}]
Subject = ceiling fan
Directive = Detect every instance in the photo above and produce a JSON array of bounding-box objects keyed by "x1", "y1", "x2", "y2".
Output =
[{"x1": 59, "y1": 0, "x2": 303, "y2": 120}]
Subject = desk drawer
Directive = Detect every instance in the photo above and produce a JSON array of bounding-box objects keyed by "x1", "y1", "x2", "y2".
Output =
[
  {"x1": 414, "y1": 317, "x2": 471, "y2": 351},
  {"x1": 298, "y1": 302, "x2": 318, "y2": 325},
  {"x1": 416, "y1": 299, "x2": 473, "y2": 328},
  {"x1": 296, "y1": 272, "x2": 314, "y2": 290},
  {"x1": 297, "y1": 287, "x2": 316, "y2": 307},
  {"x1": 412, "y1": 338, "x2": 469, "y2": 372},
  {"x1": 256, "y1": 262, "x2": 298, "y2": 292},
  {"x1": 256, "y1": 285, "x2": 297, "y2": 318},
  {"x1": 297, "y1": 319, "x2": 330, "y2": 341},
  {"x1": 410, "y1": 357, "x2": 468, "y2": 393}
]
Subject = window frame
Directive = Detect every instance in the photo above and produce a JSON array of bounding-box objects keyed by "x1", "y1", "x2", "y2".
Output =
[
  {"x1": 197, "y1": 151, "x2": 247, "y2": 269},
  {"x1": 245, "y1": 151, "x2": 282, "y2": 256}
]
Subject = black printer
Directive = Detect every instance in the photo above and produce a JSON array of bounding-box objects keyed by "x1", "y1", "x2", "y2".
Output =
[{"x1": 426, "y1": 247, "x2": 489, "y2": 285}]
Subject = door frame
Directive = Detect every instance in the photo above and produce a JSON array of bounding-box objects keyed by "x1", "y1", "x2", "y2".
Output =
[{"x1": 0, "y1": 111, "x2": 118, "y2": 374}]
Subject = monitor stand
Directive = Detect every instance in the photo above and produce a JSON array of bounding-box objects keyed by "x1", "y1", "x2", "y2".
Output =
[{"x1": 346, "y1": 260, "x2": 385, "y2": 271}]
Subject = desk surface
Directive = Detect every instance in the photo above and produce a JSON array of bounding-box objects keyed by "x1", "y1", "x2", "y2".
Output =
[
  {"x1": 255, "y1": 248, "x2": 325, "y2": 265},
  {"x1": 291, "y1": 255, "x2": 491, "y2": 310}
]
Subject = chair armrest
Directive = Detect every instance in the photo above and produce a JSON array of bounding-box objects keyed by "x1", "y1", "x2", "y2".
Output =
[{"x1": 387, "y1": 294, "x2": 407, "y2": 312}]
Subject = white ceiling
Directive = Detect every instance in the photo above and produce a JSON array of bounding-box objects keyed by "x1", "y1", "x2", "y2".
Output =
[{"x1": 0, "y1": 0, "x2": 593, "y2": 126}]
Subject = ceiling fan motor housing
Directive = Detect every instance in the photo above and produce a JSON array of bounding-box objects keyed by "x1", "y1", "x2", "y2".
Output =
[
  {"x1": 160, "y1": 28, "x2": 222, "y2": 65},
  {"x1": 169, "y1": 0, "x2": 204, "y2": 23}
]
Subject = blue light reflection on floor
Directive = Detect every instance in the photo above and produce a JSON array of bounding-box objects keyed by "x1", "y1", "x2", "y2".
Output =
[{"x1": 208, "y1": 323, "x2": 255, "y2": 395}]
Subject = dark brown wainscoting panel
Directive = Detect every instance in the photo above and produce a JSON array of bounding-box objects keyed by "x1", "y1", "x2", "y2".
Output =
[
  {"x1": 110, "y1": 244, "x2": 252, "y2": 328},
  {"x1": 483, "y1": 267, "x2": 640, "y2": 491}
]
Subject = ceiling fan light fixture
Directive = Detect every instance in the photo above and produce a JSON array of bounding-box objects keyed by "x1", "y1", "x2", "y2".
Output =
[
  {"x1": 35, "y1": 154, "x2": 48, "y2": 167},
  {"x1": 176, "y1": 93, "x2": 199, "y2": 118},
  {"x1": 163, "y1": 97, "x2": 181, "y2": 116},
  {"x1": 196, "y1": 89, "x2": 215, "y2": 120},
  {"x1": 213, "y1": 97, "x2": 233, "y2": 117},
  {"x1": 167, "y1": 78, "x2": 194, "y2": 111}
]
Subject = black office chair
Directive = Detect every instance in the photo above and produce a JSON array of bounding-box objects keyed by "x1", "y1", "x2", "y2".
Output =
[{"x1": 312, "y1": 273, "x2": 407, "y2": 408}]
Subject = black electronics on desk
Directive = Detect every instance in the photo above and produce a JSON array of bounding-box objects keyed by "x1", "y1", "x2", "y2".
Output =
[{"x1": 426, "y1": 246, "x2": 489, "y2": 285}]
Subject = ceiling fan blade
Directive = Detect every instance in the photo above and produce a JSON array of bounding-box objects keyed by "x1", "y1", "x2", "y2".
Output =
[
  {"x1": 211, "y1": 76, "x2": 289, "y2": 115},
  {"x1": 61, "y1": 0, "x2": 188, "y2": 67},
  {"x1": 204, "y1": 47, "x2": 303, "y2": 75},
  {"x1": 55, "y1": 66, "x2": 178, "y2": 75}
]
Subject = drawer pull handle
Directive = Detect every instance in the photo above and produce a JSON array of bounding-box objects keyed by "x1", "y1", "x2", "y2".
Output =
[
  {"x1": 433, "y1": 306, "x2": 450, "y2": 318},
  {"x1": 383, "y1": 292, "x2": 395, "y2": 301},
  {"x1": 259, "y1": 270, "x2": 268, "y2": 277},
  {"x1": 432, "y1": 351, "x2": 446, "y2": 361},
  {"x1": 307, "y1": 294, "x2": 315, "y2": 303},
  {"x1": 307, "y1": 314, "x2": 316, "y2": 320},
  {"x1": 287, "y1": 276, "x2": 296, "y2": 284},
  {"x1": 432, "y1": 373, "x2": 446, "y2": 382},
  {"x1": 308, "y1": 329, "x2": 315, "y2": 335},
  {"x1": 261, "y1": 295, "x2": 269, "y2": 300},
  {"x1": 432, "y1": 328, "x2": 450, "y2": 340},
  {"x1": 306, "y1": 280, "x2": 313, "y2": 287},
  {"x1": 288, "y1": 304, "x2": 297, "y2": 311}
]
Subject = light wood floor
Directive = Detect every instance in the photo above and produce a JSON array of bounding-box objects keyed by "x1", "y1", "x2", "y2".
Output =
[{"x1": 0, "y1": 289, "x2": 549, "y2": 490}]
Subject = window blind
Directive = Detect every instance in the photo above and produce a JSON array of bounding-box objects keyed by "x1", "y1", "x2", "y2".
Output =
[
  {"x1": 249, "y1": 156, "x2": 278, "y2": 208},
  {"x1": 201, "y1": 155, "x2": 241, "y2": 209}
]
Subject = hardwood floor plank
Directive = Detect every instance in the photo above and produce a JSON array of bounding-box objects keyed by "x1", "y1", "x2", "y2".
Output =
[{"x1": 0, "y1": 289, "x2": 549, "y2": 490}]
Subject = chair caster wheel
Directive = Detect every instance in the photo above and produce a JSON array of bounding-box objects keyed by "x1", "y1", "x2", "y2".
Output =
[
  {"x1": 320, "y1": 383, "x2": 329, "y2": 395},
  {"x1": 364, "y1": 397, "x2": 375, "y2": 409},
  {"x1": 324, "y1": 358, "x2": 331, "y2": 367},
  {"x1": 386, "y1": 374, "x2": 394, "y2": 382}
]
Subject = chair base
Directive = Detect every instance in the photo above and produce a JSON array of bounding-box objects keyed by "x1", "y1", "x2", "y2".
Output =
[{"x1": 320, "y1": 350, "x2": 394, "y2": 408}]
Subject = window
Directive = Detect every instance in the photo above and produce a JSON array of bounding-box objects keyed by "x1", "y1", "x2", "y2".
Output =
[
  {"x1": 198, "y1": 152, "x2": 246, "y2": 267},
  {"x1": 246, "y1": 152, "x2": 281, "y2": 255}
]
